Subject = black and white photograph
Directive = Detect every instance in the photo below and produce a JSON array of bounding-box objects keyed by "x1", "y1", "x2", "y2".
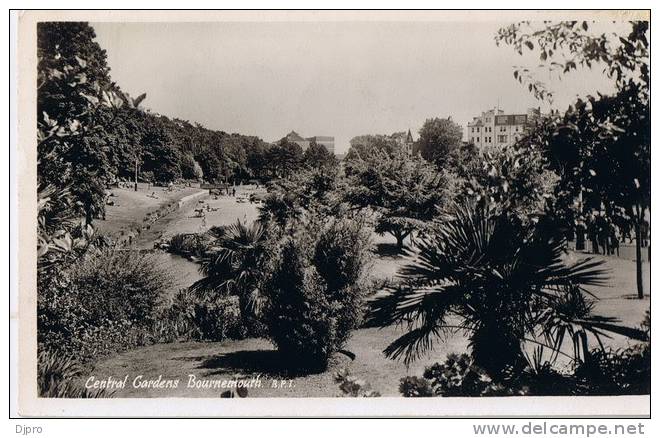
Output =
[{"x1": 12, "y1": 9, "x2": 651, "y2": 419}]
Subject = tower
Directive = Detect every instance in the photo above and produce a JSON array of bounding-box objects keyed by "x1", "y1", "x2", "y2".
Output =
[{"x1": 405, "y1": 129, "x2": 414, "y2": 156}]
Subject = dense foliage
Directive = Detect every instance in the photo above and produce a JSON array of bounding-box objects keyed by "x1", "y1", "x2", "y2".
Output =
[
  {"x1": 262, "y1": 216, "x2": 373, "y2": 372},
  {"x1": 400, "y1": 339, "x2": 650, "y2": 397},
  {"x1": 38, "y1": 248, "x2": 172, "y2": 361},
  {"x1": 345, "y1": 151, "x2": 451, "y2": 249},
  {"x1": 346, "y1": 132, "x2": 407, "y2": 159},
  {"x1": 497, "y1": 20, "x2": 650, "y2": 299},
  {"x1": 416, "y1": 117, "x2": 463, "y2": 167},
  {"x1": 38, "y1": 350, "x2": 112, "y2": 398}
]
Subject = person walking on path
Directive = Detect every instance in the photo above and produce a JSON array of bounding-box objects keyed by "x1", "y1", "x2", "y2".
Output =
[
  {"x1": 587, "y1": 214, "x2": 599, "y2": 254},
  {"x1": 596, "y1": 214, "x2": 609, "y2": 256},
  {"x1": 609, "y1": 221, "x2": 620, "y2": 257}
]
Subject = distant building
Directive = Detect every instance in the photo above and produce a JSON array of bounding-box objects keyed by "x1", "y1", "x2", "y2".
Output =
[
  {"x1": 467, "y1": 107, "x2": 541, "y2": 149},
  {"x1": 283, "y1": 131, "x2": 310, "y2": 151},
  {"x1": 391, "y1": 129, "x2": 415, "y2": 156},
  {"x1": 308, "y1": 136, "x2": 335, "y2": 155},
  {"x1": 402, "y1": 129, "x2": 414, "y2": 156},
  {"x1": 281, "y1": 131, "x2": 335, "y2": 155}
]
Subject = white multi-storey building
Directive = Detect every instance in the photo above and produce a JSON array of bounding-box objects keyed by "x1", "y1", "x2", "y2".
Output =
[{"x1": 467, "y1": 107, "x2": 541, "y2": 149}]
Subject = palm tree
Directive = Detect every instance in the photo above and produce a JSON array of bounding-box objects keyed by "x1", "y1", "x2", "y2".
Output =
[
  {"x1": 367, "y1": 203, "x2": 645, "y2": 377},
  {"x1": 191, "y1": 220, "x2": 268, "y2": 317}
]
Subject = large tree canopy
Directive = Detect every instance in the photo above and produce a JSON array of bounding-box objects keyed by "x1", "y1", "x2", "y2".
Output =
[
  {"x1": 416, "y1": 117, "x2": 463, "y2": 167},
  {"x1": 345, "y1": 151, "x2": 451, "y2": 249},
  {"x1": 497, "y1": 20, "x2": 649, "y2": 299}
]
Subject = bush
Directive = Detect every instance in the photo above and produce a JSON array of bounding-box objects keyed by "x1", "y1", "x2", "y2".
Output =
[
  {"x1": 423, "y1": 353, "x2": 501, "y2": 396},
  {"x1": 156, "y1": 289, "x2": 244, "y2": 342},
  {"x1": 400, "y1": 344, "x2": 651, "y2": 397},
  {"x1": 38, "y1": 350, "x2": 111, "y2": 398},
  {"x1": 575, "y1": 344, "x2": 651, "y2": 395},
  {"x1": 167, "y1": 233, "x2": 211, "y2": 258},
  {"x1": 399, "y1": 376, "x2": 434, "y2": 397},
  {"x1": 400, "y1": 353, "x2": 527, "y2": 397},
  {"x1": 334, "y1": 368, "x2": 381, "y2": 397},
  {"x1": 192, "y1": 295, "x2": 243, "y2": 341},
  {"x1": 262, "y1": 217, "x2": 373, "y2": 372},
  {"x1": 38, "y1": 248, "x2": 172, "y2": 362}
]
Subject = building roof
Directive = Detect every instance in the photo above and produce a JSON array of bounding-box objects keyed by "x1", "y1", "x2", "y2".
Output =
[{"x1": 285, "y1": 131, "x2": 307, "y2": 142}]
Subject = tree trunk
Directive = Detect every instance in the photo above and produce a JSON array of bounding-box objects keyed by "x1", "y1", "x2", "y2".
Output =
[
  {"x1": 634, "y1": 220, "x2": 644, "y2": 299},
  {"x1": 395, "y1": 233, "x2": 404, "y2": 249},
  {"x1": 85, "y1": 203, "x2": 93, "y2": 227},
  {"x1": 392, "y1": 229, "x2": 410, "y2": 250}
]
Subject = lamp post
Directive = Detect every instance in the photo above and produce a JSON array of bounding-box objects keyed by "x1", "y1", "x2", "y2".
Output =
[{"x1": 134, "y1": 158, "x2": 138, "y2": 191}]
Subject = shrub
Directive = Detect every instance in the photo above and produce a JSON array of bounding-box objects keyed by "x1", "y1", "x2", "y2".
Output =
[
  {"x1": 156, "y1": 289, "x2": 243, "y2": 342},
  {"x1": 575, "y1": 344, "x2": 651, "y2": 395},
  {"x1": 400, "y1": 342, "x2": 651, "y2": 397},
  {"x1": 191, "y1": 220, "x2": 269, "y2": 337},
  {"x1": 192, "y1": 295, "x2": 243, "y2": 341},
  {"x1": 399, "y1": 376, "x2": 434, "y2": 397},
  {"x1": 262, "y1": 217, "x2": 373, "y2": 372},
  {"x1": 262, "y1": 237, "x2": 333, "y2": 371},
  {"x1": 38, "y1": 349, "x2": 112, "y2": 398},
  {"x1": 422, "y1": 353, "x2": 502, "y2": 396},
  {"x1": 38, "y1": 248, "x2": 172, "y2": 362},
  {"x1": 167, "y1": 233, "x2": 210, "y2": 258},
  {"x1": 399, "y1": 354, "x2": 525, "y2": 397},
  {"x1": 152, "y1": 288, "x2": 199, "y2": 342},
  {"x1": 334, "y1": 368, "x2": 381, "y2": 397}
]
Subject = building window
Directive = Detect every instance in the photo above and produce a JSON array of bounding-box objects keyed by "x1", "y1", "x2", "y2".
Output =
[{"x1": 498, "y1": 135, "x2": 508, "y2": 143}]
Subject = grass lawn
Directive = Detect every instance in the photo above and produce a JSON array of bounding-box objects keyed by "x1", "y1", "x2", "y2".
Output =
[
  {"x1": 94, "y1": 184, "x2": 204, "y2": 239},
  {"x1": 88, "y1": 325, "x2": 468, "y2": 398}
]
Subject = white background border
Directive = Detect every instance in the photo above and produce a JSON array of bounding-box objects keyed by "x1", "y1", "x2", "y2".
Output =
[{"x1": 5, "y1": 1, "x2": 657, "y2": 435}]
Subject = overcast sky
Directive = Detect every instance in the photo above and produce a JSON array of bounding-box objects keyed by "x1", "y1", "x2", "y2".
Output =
[{"x1": 92, "y1": 21, "x2": 619, "y2": 154}]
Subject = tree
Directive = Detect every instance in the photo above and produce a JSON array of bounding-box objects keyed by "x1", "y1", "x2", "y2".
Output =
[
  {"x1": 140, "y1": 117, "x2": 182, "y2": 183},
  {"x1": 244, "y1": 138, "x2": 271, "y2": 179},
  {"x1": 345, "y1": 152, "x2": 450, "y2": 249},
  {"x1": 367, "y1": 203, "x2": 645, "y2": 377},
  {"x1": 258, "y1": 166, "x2": 344, "y2": 227},
  {"x1": 38, "y1": 22, "x2": 122, "y2": 224},
  {"x1": 533, "y1": 89, "x2": 649, "y2": 298},
  {"x1": 191, "y1": 220, "x2": 269, "y2": 325},
  {"x1": 346, "y1": 134, "x2": 400, "y2": 160},
  {"x1": 458, "y1": 143, "x2": 559, "y2": 220},
  {"x1": 180, "y1": 153, "x2": 204, "y2": 180},
  {"x1": 262, "y1": 216, "x2": 372, "y2": 371},
  {"x1": 303, "y1": 139, "x2": 337, "y2": 169},
  {"x1": 416, "y1": 117, "x2": 463, "y2": 167},
  {"x1": 265, "y1": 138, "x2": 304, "y2": 178},
  {"x1": 497, "y1": 20, "x2": 650, "y2": 299}
]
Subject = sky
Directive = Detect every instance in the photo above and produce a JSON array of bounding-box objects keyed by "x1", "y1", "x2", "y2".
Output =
[{"x1": 92, "y1": 20, "x2": 620, "y2": 154}]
